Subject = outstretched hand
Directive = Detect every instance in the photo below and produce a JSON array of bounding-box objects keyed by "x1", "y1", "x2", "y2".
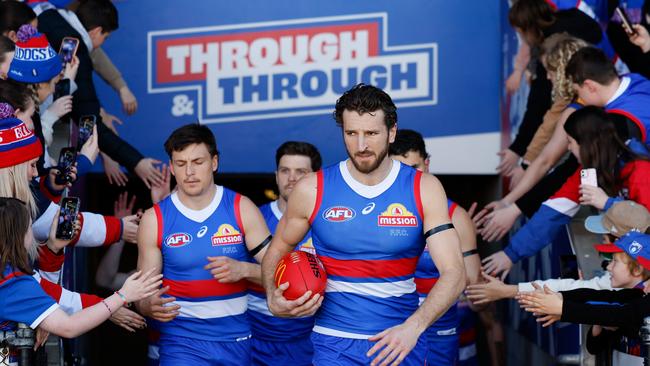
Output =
[
  {"x1": 466, "y1": 271, "x2": 514, "y2": 305},
  {"x1": 517, "y1": 285, "x2": 563, "y2": 327},
  {"x1": 481, "y1": 251, "x2": 513, "y2": 281}
]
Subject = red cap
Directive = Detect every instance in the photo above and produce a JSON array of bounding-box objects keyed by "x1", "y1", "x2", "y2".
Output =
[{"x1": 593, "y1": 243, "x2": 623, "y2": 253}]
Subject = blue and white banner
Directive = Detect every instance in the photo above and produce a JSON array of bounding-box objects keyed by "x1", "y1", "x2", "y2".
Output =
[{"x1": 97, "y1": 0, "x2": 502, "y2": 173}]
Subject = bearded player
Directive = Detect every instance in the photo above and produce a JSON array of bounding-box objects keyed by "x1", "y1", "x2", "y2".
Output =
[
  {"x1": 261, "y1": 84, "x2": 466, "y2": 365},
  {"x1": 137, "y1": 124, "x2": 271, "y2": 365}
]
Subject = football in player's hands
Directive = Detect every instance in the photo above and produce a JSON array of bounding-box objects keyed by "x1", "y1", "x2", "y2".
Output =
[{"x1": 274, "y1": 251, "x2": 327, "y2": 300}]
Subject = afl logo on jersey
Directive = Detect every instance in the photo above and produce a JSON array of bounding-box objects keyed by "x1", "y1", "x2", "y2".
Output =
[
  {"x1": 165, "y1": 232, "x2": 193, "y2": 248},
  {"x1": 323, "y1": 206, "x2": 355, "y2": 222},
  {"x1": 211, "y1": 224, "x2": 244, "y2": 246},
  {"x1": 378, "y1": 203, "x2": 418, "y2": 227}
]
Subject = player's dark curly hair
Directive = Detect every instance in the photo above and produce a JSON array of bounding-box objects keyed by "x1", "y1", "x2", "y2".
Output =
[{"x1": 333, "y1": 84, "x2": 397, "y2": 129}]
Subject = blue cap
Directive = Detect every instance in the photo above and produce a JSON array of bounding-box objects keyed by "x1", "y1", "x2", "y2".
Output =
[{"x1": 614, "y1": 231, "x2": 650, "y2": 262}]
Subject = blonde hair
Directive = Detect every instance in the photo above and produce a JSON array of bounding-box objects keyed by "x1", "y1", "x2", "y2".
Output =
[
  {"x1": 0, "y1": 161, "x2": 37, "y2": 217},
  {"x1": 542, "y1": 33, "x2": 588, "y2": 102}
]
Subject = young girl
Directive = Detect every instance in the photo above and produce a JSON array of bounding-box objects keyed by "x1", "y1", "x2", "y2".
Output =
[
  {"x1": 483, "y1": 106, "x2": 650, "y2": 279},
  {"x1": 0, "y1": 197, "x2": 161, "y2": 341}
]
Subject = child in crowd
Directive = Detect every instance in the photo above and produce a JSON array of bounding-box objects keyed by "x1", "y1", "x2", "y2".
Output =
[
  {"x1": 467, "y1": 200, "x2": 650, "y2": 304},
  {"x1": 518, "y1": 232, "x2": 650, "y2": 357}
]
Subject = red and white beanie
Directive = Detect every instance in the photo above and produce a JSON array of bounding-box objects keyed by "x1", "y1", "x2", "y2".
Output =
[{"x1": 0, "y1": 102, "x2": 42, "y2": 168}]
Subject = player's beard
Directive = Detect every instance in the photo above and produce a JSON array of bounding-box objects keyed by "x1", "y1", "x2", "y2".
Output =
[{"x1": 348, "y1": 143, "x2": 389, "y2": 174}]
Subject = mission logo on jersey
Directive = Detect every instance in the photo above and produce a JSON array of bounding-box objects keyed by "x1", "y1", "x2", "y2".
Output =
[
  {"x1": 377, "y1": 203, "x2": 418, "y2": 227},
  {"x1": 211, "y1": 224, "x2": 244, "y2": 246},
  {"x1": 298, "y1": 238, "x2": 316, "y2": 255}
]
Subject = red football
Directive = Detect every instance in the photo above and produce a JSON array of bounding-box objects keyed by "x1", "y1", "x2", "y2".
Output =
[{"x1": 274, "y1": 251, "x2": 327, "y2": 300}]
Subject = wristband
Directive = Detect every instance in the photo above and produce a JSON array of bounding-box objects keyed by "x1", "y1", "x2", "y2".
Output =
[
  {"x1": 101, "y1": 300, "x2": 113, "y2": 314},
  {"x1": 115, "y1": 290, "x2": 127, "y2": 304}
]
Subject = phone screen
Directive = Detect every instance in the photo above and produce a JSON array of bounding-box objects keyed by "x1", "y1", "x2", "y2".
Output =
[
  {"x1": 53, "y1": 79, "x2": 70, "y2": 101},
  {"x1": 56, "y1": 197, "x2": 80, "y2": 240},
  {"x1": 77, "y1": 115, "x2": 96, "y2": 147},
  {"x1": 55, "y1": 148, "x2": 77, "y2": 184},
  {"x1": 59, "y1": 38, "x2": 79, "y2": 63}
]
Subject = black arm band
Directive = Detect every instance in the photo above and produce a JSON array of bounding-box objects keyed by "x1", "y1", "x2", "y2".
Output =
[
  {"x1": 462, "y1": 249, "x2": 479, "y2": 257},
  {"x1": 423, "y1": 223, "x2": 455, "y2": 240},
  {"x1": 249, "y1": 235, "x2": 272, "y2": 257}
]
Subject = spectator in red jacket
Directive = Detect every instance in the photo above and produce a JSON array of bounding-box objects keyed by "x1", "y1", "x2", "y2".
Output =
[{"x1": 483, "y1": 106, "x2": 650, "y2": 279}]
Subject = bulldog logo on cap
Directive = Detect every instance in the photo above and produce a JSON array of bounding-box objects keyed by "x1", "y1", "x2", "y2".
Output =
[{"x1": 629, "y1": 241, "x2": 643, "y2": 255}]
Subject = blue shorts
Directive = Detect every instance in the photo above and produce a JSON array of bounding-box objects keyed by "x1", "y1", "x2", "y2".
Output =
[
  {"x1": 251, "y1": 337, "x2": 314, "y2": 366},
  {"x1": 311, "y1": 332, "x2": 427, "y2": 366},
  {"x1": 159, "y1": 334, "x2": 251, "y2": 366},
  {"x1": 425, "y1": 330, "x2": 459, "y2": 366}
]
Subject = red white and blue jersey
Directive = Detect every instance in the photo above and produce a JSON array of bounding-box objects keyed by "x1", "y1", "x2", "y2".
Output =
[
  {"x1": 310, "y1": 160, "x2": 425, "y2": 338},
  {"x1": 154, "y1": 186, "x2": 251, "y2": 342},
  {"x1": 0, "y1": 266, "x2": 59, "y2": 331},
  {"x1": 505, "y1": 160, "x2": 650, "y2": 263},
  {"x1": 247, "y1": 200, "x2": 315, "y2": 342},
  {"x1": 606, "y1": 74, "x2": 650, "y2": 151},
  {"x1": 414, "y1": 199, "x2": 459, "y2": 337}
]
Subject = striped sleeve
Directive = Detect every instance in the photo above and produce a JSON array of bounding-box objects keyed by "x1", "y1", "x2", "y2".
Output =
[
  {"x1": 31, "y1": 203, "x2": 122, "y2": 247},
  {"x1": 504, "y1": 168, "x2": 581, "y2": 263},
  {"x1": 33, "y1": 272, "x2": 102, "y2": 314}
]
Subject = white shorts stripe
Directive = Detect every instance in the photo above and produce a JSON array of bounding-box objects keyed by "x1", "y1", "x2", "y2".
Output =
[
  {"x1": 173, "y1": 296, "x2": 247, "y2": 319},
  {"x1": 313, "y1": 325, "x2": 372, "y2": 339},
  {"x1": 325, "y1": 278, "x2": 416, "y2": 298}
]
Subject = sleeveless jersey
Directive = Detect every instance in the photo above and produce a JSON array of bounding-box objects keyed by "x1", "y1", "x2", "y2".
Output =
[
  {"x1": 154, "y1": 186, "x2": 250, "y2": 342},
  {"x1": 414, "y1": 199, "x2": 459, "y2": 335},
  {"x1": 310, "y1": 160, "x2": 425, "y2": 338},
  {"x1": 247, "y1": 200, "x2": 315, "y2": 342}
]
